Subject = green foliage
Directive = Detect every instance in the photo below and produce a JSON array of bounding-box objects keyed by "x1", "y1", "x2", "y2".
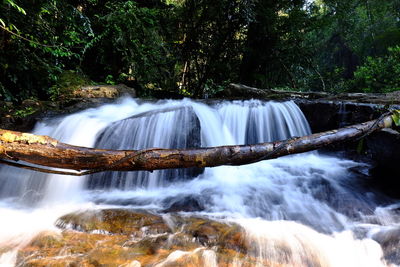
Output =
[
  {"x1": 85, "y1": 1, "x2": 175, "y2": 94},
  {"x1": 1, "y1": 0, "x2": 26, "y2": 28},
  {"x1": 353, "y1": 46, "x2": 400, "y2": 93},
  {"x1": 1, "y1": 0, "x2": 400, "y2": 101},
  {"x1": 4, "y1": 0, "x2": 25, "y2": 15},
  {"x1": 300, "y1": 0, "x2": 400, "y2": 92},
  {"x1": 13, "y1": 106, "x2": 37, "y2": 118},
  {"x1": 392, "y1": 110, "x2": 400, "y2": 127},
  {"x1": 203, "y1": 79, "x2": 227, "y2": 97},
  {"x1": 105, "y1": 75, "x2": 116, "y2": 85},
  {"x1": 0, "y1": 0, "x2": 93, "y2": 102}
]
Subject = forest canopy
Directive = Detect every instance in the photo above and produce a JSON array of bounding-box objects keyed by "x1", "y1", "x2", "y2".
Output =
[{"x1": 1, "y1": 0, "x2": 400, "y2": 101}]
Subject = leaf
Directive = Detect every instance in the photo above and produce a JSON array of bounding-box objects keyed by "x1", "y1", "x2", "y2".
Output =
[
  {"x1": 356, "y1": 138, "x2": 364, "y2": 154},
  {"x1": 392, "y1": 110, "x2": 400, "y2": 127},
  {"x1": 17, "y1": 6, "x2": 26, "y2": 15},
  {"x1": 5, "y1": 0, "x2": 26, "y2": 15}
]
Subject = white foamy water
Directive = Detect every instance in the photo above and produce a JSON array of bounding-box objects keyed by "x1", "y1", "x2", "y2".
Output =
[
  {"x1": 238, "y1": 218, "x2": 386, "y2": 267},
  {"x1": 0, "y1": 97, "x2": 398, "y2": 266}
]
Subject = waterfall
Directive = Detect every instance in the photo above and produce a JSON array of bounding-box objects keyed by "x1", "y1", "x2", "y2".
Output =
[
  {"x1": 88, "y1": 99, "x2": 310, "y2": 190},
  {"x1": 217, "y1": 100, "x2": 310, "y2": 144},
  {"x1": 0, "y1": 97, "x2": 398, "y2": 266},
  {"x1": 88, "y1": 105, "x2": 202, "y2": 189}
]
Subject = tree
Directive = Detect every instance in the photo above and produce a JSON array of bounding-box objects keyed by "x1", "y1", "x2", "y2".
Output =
[
  {"x1": 177, "y1": 0, "x2": 251, "y2": 97},
  {"x1": 239, "y1": 0, "x2": 310, "y2": 89},
  {"x1": 80, "y1": 1, "x2": 177, "y2": 93},
  {"x1": 1, "y1": 0, "x2": 400, "y2": 101},
  {"x1": 353, "y1": 46, "x2": 400, "y2": 93},
  {"x1": 303, "y1": 0, "x2": 400, "y2": 92},
  {"x1": 0, "y1": 0, "x2": 92, "y2": 101}
]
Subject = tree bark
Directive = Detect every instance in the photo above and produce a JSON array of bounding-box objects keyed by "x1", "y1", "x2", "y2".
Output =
[{"x1": 0, "y1": 114, "x2": 394, "y2": 175}]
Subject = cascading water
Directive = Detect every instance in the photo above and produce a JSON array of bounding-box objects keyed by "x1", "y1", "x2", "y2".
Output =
[
  {"x1": 89, "y1": 105, "x2": 202, "y2": 189},
  {"x1": 0, "y1": 97, "x2": 399, "y2": 266}
]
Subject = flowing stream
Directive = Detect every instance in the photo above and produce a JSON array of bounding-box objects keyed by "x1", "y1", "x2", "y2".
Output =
[{"x1": 0, "y1": 97, "x2": 399, "y2": 266}]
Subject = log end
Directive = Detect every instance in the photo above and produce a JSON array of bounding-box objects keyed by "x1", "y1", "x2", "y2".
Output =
[
  {"x1": 0, "y1": 130, "x2": 58, "y2": 146},
  {"x1": 383, "y1": 116, "x2": 393, "y2": 129}
]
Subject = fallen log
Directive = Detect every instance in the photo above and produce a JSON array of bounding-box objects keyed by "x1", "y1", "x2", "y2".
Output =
[
  {"x1": 225, "y1": 83, "x2": 330, "y2": 99},
  {"x1": 0, "y1": 113, "x2": 396, "y2": 176}
]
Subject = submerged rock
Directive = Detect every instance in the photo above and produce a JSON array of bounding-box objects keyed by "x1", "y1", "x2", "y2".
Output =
[
  {"x1": 162, "y1": 195, "x2": 205, "y2": 213},
  {"x1": 371, "y1": 227, "x2": 400, "y2": 265}
]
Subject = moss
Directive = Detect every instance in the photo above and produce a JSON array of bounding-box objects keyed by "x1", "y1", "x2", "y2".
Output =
[
  {"x1": 50, "y1": 71, "x2": 94, "y2": 101},
  {"x1": 56, "y1": 209, "x2": 171, "y2": 236}
]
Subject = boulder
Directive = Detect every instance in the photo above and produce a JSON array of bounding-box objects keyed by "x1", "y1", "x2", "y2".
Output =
[
  {"x1": 56, "y1": 209, "x2": 171, "y2": 236},
  {"x1": 367, "y1": 128, "x2": 400, "y2": 198},
  {"x1": 74, "y1": 84, "x2": 136, "y2": 98}
]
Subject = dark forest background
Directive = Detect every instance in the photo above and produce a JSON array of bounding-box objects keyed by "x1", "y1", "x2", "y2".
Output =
[{"x1": 1, "y1": 0, "x2": 400, "y2": 102}]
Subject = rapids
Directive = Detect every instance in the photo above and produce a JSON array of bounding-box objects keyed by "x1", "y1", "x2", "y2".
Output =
[{"x1": 0, "y1": 97, "x2": 399, "y2": 266}]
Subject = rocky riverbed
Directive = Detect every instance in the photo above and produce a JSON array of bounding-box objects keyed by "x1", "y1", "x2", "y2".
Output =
[{"x1": 15, "y1": 209, "x2": 271, "y2": 267}]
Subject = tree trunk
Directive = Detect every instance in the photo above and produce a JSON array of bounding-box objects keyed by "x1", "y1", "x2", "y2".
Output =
[{"x1": 0, "y1": 114, "x2": 394, "y2": 175}]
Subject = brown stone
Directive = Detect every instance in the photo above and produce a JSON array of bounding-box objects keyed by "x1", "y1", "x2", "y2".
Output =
[
  {"x1": 73, "y1": 84, "x2": 136, "y2": 99},
  {"x1": 176, "y1": 216, "x2": 247, "y2": 253},
  {"x1": 56, "y1": 209, "x2": 171, "y2": 236}
]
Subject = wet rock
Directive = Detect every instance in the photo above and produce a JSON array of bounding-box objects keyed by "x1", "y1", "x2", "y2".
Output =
[
  {"x1": 366, "y1": 128, "x2": 400, "y2": 165},
  {"x1": 372, "y1": 227, "x2": 400, "y2": 265},
  {"x1": 16, "y1": 209, "x2": 259, "y2": 267},
  {"x1": 367, "y1": 129, "x2": 400, "y2": 198},
  {"x1": 27, "y1": 231, "x2": 63, "y2": 249},
  {"x1": 56, "y1": 209, "x2": 171, "y2": 236},
  {"x1": 56, "y1": 210, "x2": 247, "y2": 253},
  {"x1": 18, "y1": 230, "x2": 135, "y2": 267},
  {"x1": 171, "y1": 216, "x2": 247, "y2": 253},
  {"x1": 296, "y1": 100, "x2": 387, "y2": 133},
  {"x1": 162, "y1": 195, "x2": 205, "y2": 213}
]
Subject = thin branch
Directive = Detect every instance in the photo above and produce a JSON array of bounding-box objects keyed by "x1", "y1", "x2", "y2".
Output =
[
  {"x1": 0, "y1": 159, "x2": 85, "y2": 176},
  {"x1": 0, "y1": 25, "x2": 61, "y2": 48}
]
